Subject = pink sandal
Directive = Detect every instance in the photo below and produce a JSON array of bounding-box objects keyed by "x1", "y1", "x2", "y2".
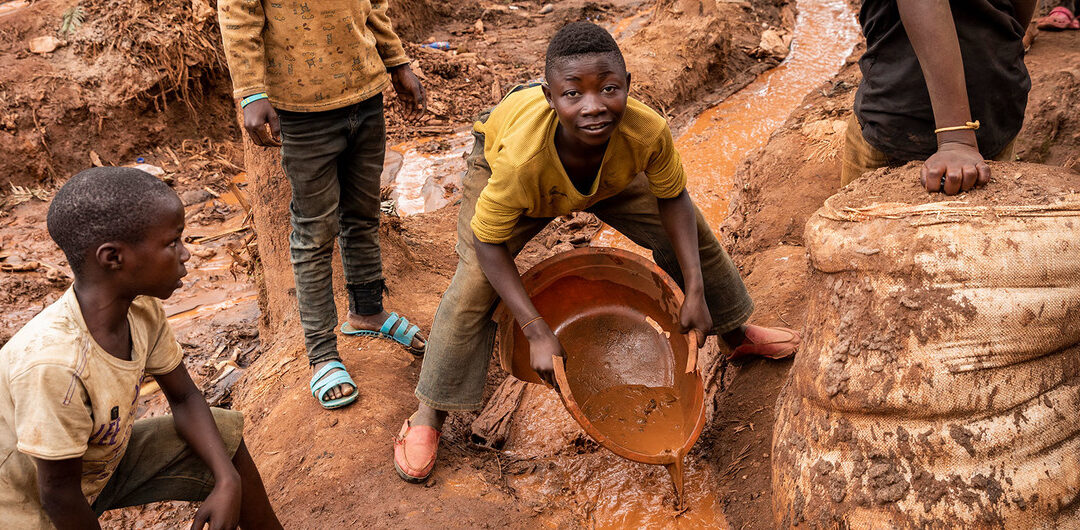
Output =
[
  {"x1": 729, "y1": 325, "x2": 801, "y2": 360},
  {"x1": 1036, "y1": 6, "x2": 1077, "y2": 31},
  {"x1": 393, "y1": 417, "x2": 440, "y2": 483}
]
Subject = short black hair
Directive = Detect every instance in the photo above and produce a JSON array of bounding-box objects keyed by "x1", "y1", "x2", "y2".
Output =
[
  {"x1": 545, "y1": 21, "x2": 626, "y2": 80},
  {"x1": 47, "y1": 167, "x2": 179, "y2": 273}
]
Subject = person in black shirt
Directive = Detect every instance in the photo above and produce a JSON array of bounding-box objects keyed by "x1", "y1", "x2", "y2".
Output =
[{"x1": 842, "y1": 0, "x2": 1037, "y2": 195}]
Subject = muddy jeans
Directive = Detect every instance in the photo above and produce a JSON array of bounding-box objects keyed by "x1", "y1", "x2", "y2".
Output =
[
  {"x1": 277, "y1": 95, "x2": 386, "y2": 365},
  {"x1": 414, "y1": 115, "x2": 755, "y2": 411},
  {"x1": 840, "y1": 114, "x2": 1016, "y2": 187}
]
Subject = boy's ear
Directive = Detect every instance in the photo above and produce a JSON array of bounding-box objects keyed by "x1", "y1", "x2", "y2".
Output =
[
  {"x1": 541, "y1": 83, "x2": 554, "y2": 110},
  {"x1": 95, "y1": 242, "x2": 124, "y2": 271},
  {"x1": 626, "y1": 72, "x2": 631, "y2": 92}
]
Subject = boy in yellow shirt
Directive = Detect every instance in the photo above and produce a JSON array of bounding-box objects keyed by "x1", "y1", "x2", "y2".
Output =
[
  {"x1": 0, "y1": 168, "x2": 280, "y2": 529},
  {"x1": 393, "y1": 22, "x2": 801, "y2": 483}
]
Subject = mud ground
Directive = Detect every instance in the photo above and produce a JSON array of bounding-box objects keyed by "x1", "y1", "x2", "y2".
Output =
[{"x1": 1, "y1": 0, "x2": 1078, "y2": 527}]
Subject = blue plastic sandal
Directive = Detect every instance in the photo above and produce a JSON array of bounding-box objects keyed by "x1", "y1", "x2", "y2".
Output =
[
  {"x1": 340, "y1": 312, "x2": 425, "y2": 356},
  {"x1": 309, "y1": 360, "x2": 358, "y2": 410}
]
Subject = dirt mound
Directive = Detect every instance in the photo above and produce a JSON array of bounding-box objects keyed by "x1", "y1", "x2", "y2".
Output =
[
  {"x1": 0, "y1": 0, "x2": 237, "y2": 185},
  {"x1": 1015, "y1": 30, "x2": 1080, "y2": 168},
  {"x1": 834, "y1": 160, "x2": 1079, "y2": 207}
]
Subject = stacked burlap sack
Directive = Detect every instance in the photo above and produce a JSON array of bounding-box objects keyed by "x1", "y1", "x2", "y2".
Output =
[{"x1": 773, "y1": 162, "x2": 1080, "y2": 528}]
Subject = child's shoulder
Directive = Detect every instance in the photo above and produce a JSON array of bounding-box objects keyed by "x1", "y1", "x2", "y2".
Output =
[
  {"x1": 129, "y1": 294, "x2": 168, "y2": 324},
  {"x1": 486, "y1": 85, "x2": 550, "y2": 125},
  {"x1": 618, "y1": 96, "x2": 671, "y2": 144},
  {"x1": 1, "y1": 289, "x2": 86, "y2": 374}
]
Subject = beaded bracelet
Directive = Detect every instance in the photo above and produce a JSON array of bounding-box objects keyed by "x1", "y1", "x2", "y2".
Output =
[{"x1": 241, "y1": 93, "x2": 269, "y2": 108}]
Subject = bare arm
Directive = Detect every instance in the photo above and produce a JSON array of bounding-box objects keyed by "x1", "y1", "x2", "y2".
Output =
[
  {"x1": 474, "y1": 235, "x2": 563, "y2": 387},
  {"x1": 897, "y1": 0, "x2": 989, "y2": 195},
  {"x1": 656, "y1": 190, "x2": 710, "y2": 344},
  {"x1": 156, "y1": 366, "x2": 241, "y2": 530},
  {"x1": 33, "y1": 457, "x2": 101, "y2": 530}
]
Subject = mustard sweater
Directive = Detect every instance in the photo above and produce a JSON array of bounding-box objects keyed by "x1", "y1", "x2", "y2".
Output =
[{"x1": 218, "y1": 0, "x2": 409, "y2": 111}]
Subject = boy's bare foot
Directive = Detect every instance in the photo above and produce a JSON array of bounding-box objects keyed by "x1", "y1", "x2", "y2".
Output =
[
  {"x1": 347, "y1": 310, "x2": 427, "y2": 351},
  {"x1": 312, "y1": 360, "x2": 355, "y2": 401},
  {"x1": 721, "y1": 324, "x2": 801, "y2": 360},
  {"x1": 411, "y1": 403, "x2": 447, "y2": 430}
]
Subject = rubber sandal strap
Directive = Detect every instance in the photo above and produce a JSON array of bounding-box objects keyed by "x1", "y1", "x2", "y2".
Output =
[
  {"x1": 392, "y1": 317, "x2": 419, "y2": 345},
  {"x1": 310, "y1": 360, "x2": 348, "y2": 390},
  {"x1": 379, "y1": 312, "x2": 400, "y2": 335},
  {"x1": 1049, "y1": 6, "x2": 1074, "y2": 17},
  {"x1": 398, "y1": 323, "x2": 421, "y2": 348},
  {"x1": 312, "y1": 370, "x2": 356, "y2": 401}
]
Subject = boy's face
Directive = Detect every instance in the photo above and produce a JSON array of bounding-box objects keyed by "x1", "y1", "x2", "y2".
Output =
[
  {"x1": 543, "y1": 53, "x2": 630, "y2": 148},
  {"x1": 122, "y1": 197, "x2": 190, "y2": 299}
]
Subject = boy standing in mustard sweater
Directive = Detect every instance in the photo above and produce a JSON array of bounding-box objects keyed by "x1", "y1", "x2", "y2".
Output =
[{"x1": 218, "y1": 0, "x2": 427, "y2": 410}]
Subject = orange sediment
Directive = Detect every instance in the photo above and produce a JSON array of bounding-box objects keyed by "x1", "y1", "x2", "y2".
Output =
[{"x1": 594, "y1": 0, "x2": 860, "y2": 248}]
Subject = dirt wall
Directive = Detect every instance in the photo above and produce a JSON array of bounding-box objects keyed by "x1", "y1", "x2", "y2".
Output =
[{"x1": 0, "y1": 0, "x2": 234, "y2": 186}]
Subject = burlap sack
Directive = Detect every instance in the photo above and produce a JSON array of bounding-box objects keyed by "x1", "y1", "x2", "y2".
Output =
[{"x1": 772, "y1": 162, "x2": 1080, "y2": 528}]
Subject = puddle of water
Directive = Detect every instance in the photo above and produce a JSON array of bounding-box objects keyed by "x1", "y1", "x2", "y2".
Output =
[
  {"x1": 594, "y1": 0, "x2": 860, "y2": 249},
  {"x1": 0, "y1": 0, "x2": 29, "y2": 17},
  {"x1": 388, "y1": 132, "x2": 471, "y2": 216},
  {"x1": 505, "y1": 386, "x2": 729, "y2": 529},
  {"x1": 611, "y1": 5, "x2": 655, "y2": 39}
]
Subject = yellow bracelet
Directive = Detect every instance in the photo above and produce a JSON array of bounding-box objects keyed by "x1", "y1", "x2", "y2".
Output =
[
  {"x1": 520, "y1": 316, "x2": 544, "y2": 330},
  {"x1": 934, "y1": 120, "x2": 980, "y2": 134}
]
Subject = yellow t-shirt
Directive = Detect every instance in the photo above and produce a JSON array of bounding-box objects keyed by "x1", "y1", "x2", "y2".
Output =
[
  {"x1": 0, "y1": 288, "x2": 183, "y2": 529},
  {"x1": 470, "y1": 86, "x2": 687, "y2": 244}
]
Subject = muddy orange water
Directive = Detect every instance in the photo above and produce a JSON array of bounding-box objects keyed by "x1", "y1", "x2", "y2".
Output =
[
  {"x1": 594, "y1": 0, "x2": 859, "y2": 248},
  {"x1": 581, "y1": 384, "x2": 687, "y2": 455}
]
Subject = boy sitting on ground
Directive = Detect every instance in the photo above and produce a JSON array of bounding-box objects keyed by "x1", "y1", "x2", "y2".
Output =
[
  {"x1": 393, "y1": 21, "x2": 802, "y2": 483},
  {"x1": 0, "y1": 167, "x2": 281, "y2": 529},
  {"x1": 842, "y1": 0, "x2": 1036, "y2": 193}
]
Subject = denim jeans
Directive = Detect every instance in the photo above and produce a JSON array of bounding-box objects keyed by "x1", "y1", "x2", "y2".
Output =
[
  {"x1": 277, "y1": 95, "x2": 386, "y2": 365},
  {"x1": 414, "y1": 113, "x2": 755, "y2": 411}
]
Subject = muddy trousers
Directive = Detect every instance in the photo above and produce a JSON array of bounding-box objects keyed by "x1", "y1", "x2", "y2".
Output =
[
  {"x1": 277, "y1": 95, "x2": 386, "y2": 365},
  {"x1": 414, "y1": 126, "x2": 755, "y2": 411}
]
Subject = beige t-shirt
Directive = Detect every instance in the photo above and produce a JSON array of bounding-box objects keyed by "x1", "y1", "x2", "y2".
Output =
[{"x1": 0, "y1": 288, "x2": 183, "y2": 529}]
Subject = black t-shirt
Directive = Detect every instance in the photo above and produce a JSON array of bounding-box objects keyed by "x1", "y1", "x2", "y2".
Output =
[{"x1": 854, "y1": 0, "x2": 1030, "y2": 161}]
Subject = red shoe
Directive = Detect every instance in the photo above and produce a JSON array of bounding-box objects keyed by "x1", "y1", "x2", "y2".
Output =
[
  {"x1": 393, "y1": 417, "x2": 440, "y2": 483},
  {"x1": 1036, "y1": 6, "x2": 1076, "y2": 31},
  {"x1": 729, "y1": 325, "x2": 801, "y2": 360}
]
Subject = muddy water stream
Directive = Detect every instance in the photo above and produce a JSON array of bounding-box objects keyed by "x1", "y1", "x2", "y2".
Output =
[
  {"x1": 389, "y1": 0, "x2": 858, "y2": 525},
  {"x1": 594, "y1": 0, "x2": 859, "y2": 248}
]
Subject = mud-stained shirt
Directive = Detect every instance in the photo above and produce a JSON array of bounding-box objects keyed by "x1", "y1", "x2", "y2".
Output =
[
  {"x1": 471, "y1": 86, "x2": 687, "y2": 244},
  {"x1": 0, "y1": 288, "x2": 183, "y2": 529},
  {"x1": 217, "y1": 0, "x2": 409, "y2": 112}
]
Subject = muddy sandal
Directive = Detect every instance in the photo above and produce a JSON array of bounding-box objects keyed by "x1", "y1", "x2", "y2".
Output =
[
  {"x1": 340, "y1": 312, "x2": 425, "y2": 356},
  {"x1": 1037, "y1": 7, "x2": 1076, "y2": 30},
  {"x1": 309, "y1": 361, "x2": 359, "y2": 410},
  {"x1": 729, "y1": 325, "x2": 801, "y2": 361},
  {"x1": 393, "y1": 417, "x2": 440, "y2": 483}
]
